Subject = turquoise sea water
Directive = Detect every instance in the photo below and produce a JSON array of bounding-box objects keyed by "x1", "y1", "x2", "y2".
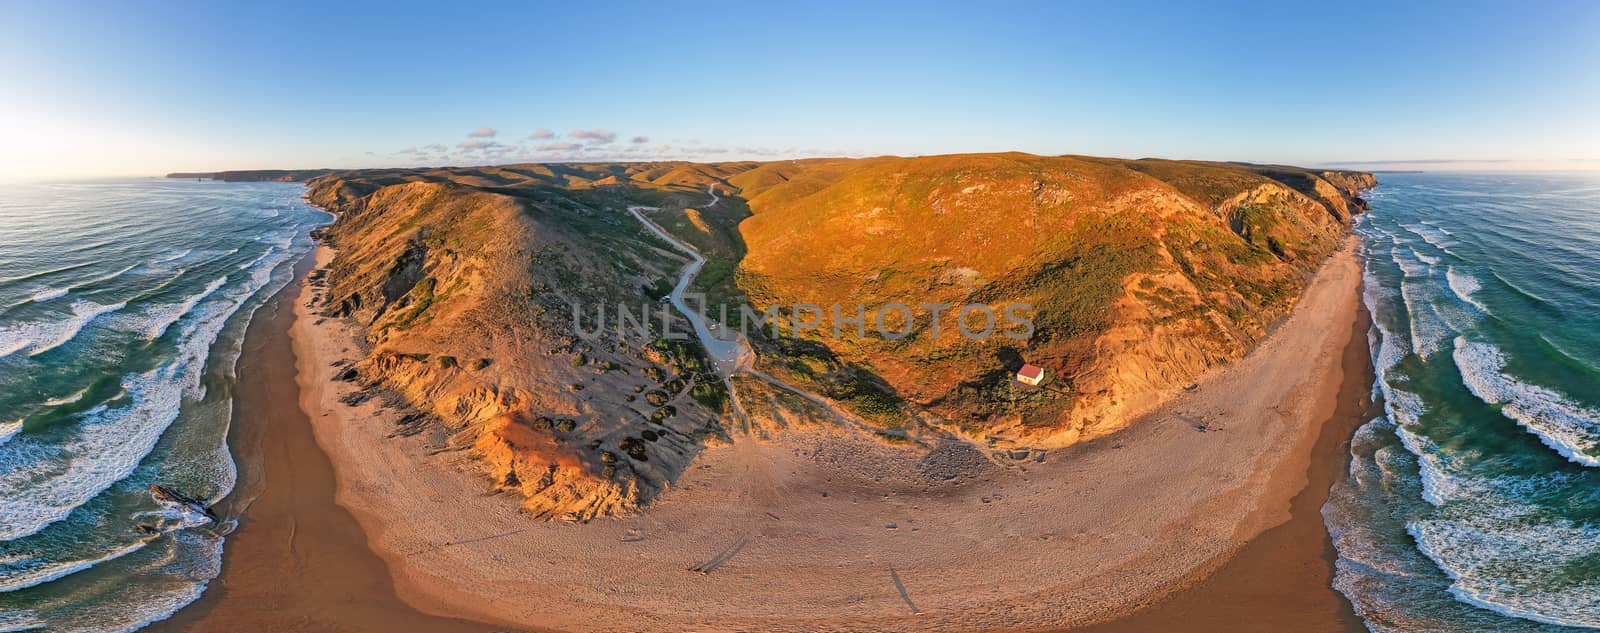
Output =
[
  {"x1": 0, "y1": 180, "x2": 324, "y2": 632},
  {"x1": 1326, "y1": 172, "x2": 1600, "y2": 631}
]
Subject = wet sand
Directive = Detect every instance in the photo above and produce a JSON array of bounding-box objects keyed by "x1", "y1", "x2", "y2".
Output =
[
  {"x1": 149, "y1": 253, "x2": 488, "y2": 633},
  {"x1": 1072, "y1": 300, "x2": 1374, "y2": 633}
]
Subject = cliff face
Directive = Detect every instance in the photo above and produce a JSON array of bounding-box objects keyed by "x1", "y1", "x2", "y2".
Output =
[
  {"x1": 299, "y1": 155, "x2": 1373, "y2": 519},
  {"x1": 304, "y1": 171, "x2": 732, "y2": 521}
]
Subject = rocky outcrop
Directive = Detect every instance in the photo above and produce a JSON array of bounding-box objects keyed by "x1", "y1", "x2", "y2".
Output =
[{"x1": 304, "y1": 174, "x2": 730, "y2": 521}]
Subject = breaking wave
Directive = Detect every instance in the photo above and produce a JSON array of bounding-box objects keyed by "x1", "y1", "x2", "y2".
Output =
[
  {"x1": 0, "y1": 421, "x2": 21, "y2": 447},
  {"x1": 1332, "y1": 173, "x2": 1600, "y2": 632},
  {"x1": 141, "y1": 277, "x2": 228, "y2": 341},
  {"x1": 153, "y1": 249, "x2": 192, "y2": 264},
  {"x1": 1453, "y1": 336, "x2": 1600, "y2": 467},
  {"x1": 42, "y1": 388, "x2": 90, "y2": 407},
  {"x1": 0, "y1": 252, "x2": 288, "y2": 540},
  {"x1": 1446, "y1": 267, "x2": 1488, "y2": 313},
  {"x1": 0, "y1": 179, "x2": 321, "y2": 631},
  {"x1": 29, "y1": 288, "x2": 68, "y2": 303},
  {"x1": 0, "y1": 301, "x2": 127, "y2": 359}
]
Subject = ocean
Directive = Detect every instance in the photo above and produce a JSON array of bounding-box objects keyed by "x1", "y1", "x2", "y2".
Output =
[
  {"x1": 0, "y1": 179, "x2": 325, "y2": 632},
  {"x1": 1326, "y1": 172, "x2": 1600, "y2": 631}
]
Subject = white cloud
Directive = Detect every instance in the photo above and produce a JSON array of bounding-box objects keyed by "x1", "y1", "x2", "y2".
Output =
[
  {"x1": 569, "y1": 128, "x2": 617, "y2": 143},
  {"x1": 538, "y1": 141, "x2": 584, "y2": 151},
  {"x1": 421, "y1": 144, "x2": 448, "y2": 153},
  {"x1": 395, "y1": 146, "x2": 418, "y2": 155},
  {"x1": 467, "y1": 126, "x2": 497, "y2": 138},
  {"x1": 459, "y1": 139, "x2": 501, "y2": 150},
  {"x1": 630, "y1": 135, "x2": 649, "y2": 144},
  {"x1": 529, "y1": 128, "x2": 555, "y2": 139}
]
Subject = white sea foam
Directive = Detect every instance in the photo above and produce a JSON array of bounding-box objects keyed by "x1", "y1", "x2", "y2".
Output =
[
  {"x1": 1385, "y1": 393, "x2": 1459, "y2": 506},
  {"x1": 154, "y1": 249, "x2": 192, "y2": 264},
  {"x1": 63, "y1": 534, "x2": 218, "y2": 633},
  {"x1": 79, "y1": 264, "x2": 136, "y2": 288},
  {"x1": 141, "y1": 277, "x2": 228, "y2": 341},
  {"x1": 1361, "y1": 263, "x2": 1409, "y2": 381},
  {"x1": 1402, "y1": 223, "x2": 1458, "y2": 254},
  {"x1": 0, "y1": 363, "x2": 188, "y2": 540},
  {"x1": 27, "y1": 265, "x2": 139, "y2": 305},
  {"x1": 0, "y1": 542, "x2": 147, "y2": 593},
  {"x1": 1446, "y1": 267, "x2": 1489, "y2": 313},
  {"x1": 1400, "y1": 280, "x2": 1449, "y2": 358},
  {"x1": 0, "y1": 233, "x2": 295, "y2": 540},
  {"x1": 0, "y1": 295, "x2": 242, "y2": 540},
  {"x1": 244, "y1": 250, "x2": 290, "y2": 290},
  {"x1": 1374, "y1": 376, "x2": 1600, "y2": 628},
  {"x1": 27, "y1": 301, "x2": 127, "y2": 357},
  {"x1": 1453, "y1": 337, "x2": 1600, "y2": 467},
  {"x1": 1410, "y1": 512, "x2": 1600, "y2": 628},
  {"x1": 236, "y1": 248, "x2": 274, "y2": 271},
  {"x1": 0, "y1": 421, "x2": 21, "y2": 447},
  {"x1": 43, "y1": 388, "x2": 89, "y2": 407},
  {"x1": 0, "y1": 301, "x2": 128, "y2": 359},
  {"x1": 0, "y1": 262, "x2": 95, "y2": 287},
  {"x1": 1390, "y1": 247, "x2": 1430, "y2": 278},
  {"x1": 29, "y1": 288, "x2": 68, "y2": 303},
  {"x1": 1410, "y1": 247, "x2": 1443, "y2": 266},
  {"x1": 254, "y1": 233, "x2": 292, "y2": 249},
  {"x1": 0, "y1": 339, "x2": 28, "y2": 359},
  {"x1": 0, "y1": 610, "x2": 45, "y2": 632},
  {"x1": 195, "y1": 248, "x2": 240, "y2": 266}
]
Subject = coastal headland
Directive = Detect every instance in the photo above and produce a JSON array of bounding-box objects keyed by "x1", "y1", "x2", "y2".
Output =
[{"x1": 158, "y1": 154, "x2": 1375, "y2": 632}]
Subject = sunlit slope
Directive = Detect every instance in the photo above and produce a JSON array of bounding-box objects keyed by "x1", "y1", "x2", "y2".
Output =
[{"x1": 731, "y1": 153, "x2": 1374, "y2": 447}]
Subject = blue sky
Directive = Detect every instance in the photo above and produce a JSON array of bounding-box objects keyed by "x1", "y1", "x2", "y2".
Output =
[{"x1": 2, "y1": 0, "x2": 1597, "y2": 179}]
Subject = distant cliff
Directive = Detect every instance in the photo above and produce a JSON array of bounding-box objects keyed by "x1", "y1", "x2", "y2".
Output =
[
  {"x1": 166, "y1": 169, "x2": 338, "y2": 182},
  {"x1": 298, "y1": 155, "x2": 1374, "y2": 519}
]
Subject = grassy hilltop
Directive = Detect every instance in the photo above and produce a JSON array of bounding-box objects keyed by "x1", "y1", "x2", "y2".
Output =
[{"x1": 246, "y1": 153, "x2": 1372, "y2": 518}]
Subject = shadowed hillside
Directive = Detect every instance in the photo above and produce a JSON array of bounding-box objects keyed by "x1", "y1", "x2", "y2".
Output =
[{"x1": 294, "y1": 154, "x2": 1373, "y2": 518}]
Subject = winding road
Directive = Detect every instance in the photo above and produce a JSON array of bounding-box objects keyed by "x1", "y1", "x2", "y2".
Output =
[
  {"x1": 626, "y1": 186, "x2": 922, "y2": 441},
  {"x1": 626, "y1": 186, "x2": 748, "y2": 374}
]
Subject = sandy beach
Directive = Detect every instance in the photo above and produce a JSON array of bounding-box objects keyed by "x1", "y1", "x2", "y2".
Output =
[
  {"x1": 1073, "y1": 297, "x2": 1373, "y2": 633},
  {"x1": 164, "y1": 236, "x2": 1367, "y2": 632},
  {"x1": 150, "y1": 253, "x2": 487, "y2": 633}
]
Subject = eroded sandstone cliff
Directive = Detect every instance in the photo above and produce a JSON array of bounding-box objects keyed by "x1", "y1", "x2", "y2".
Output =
[{"x1": 304, "y1": 171, "x2": 731, "y2": 520}]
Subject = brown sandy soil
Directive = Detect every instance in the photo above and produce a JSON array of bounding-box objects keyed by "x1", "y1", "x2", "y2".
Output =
[
  {"x1": 250, "y1": 237, "x2": 1365, "y2": 632},
  {"x1": 149, "y1": 253, "x2": 488, "y2": 633},
  {"x1": 1071, "y1": 299, "x2": 1374, "y2": 633}
]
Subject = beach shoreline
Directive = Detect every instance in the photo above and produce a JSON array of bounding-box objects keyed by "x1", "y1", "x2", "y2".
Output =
[
  {"x1": 162, "y1": 235, "x2": 1369, "y2": 632},
  {"x1": 1069, "y1": 295, "x2": 1373, "y2": 632},
  {"x1": 148, "y1": 251, "x2": 488, "y2": 633}
]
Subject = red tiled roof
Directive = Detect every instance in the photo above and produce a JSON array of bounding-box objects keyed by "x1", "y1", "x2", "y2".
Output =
[{"x1": 1017, "y1": 364, "x2": 1044, "y2": 379}]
